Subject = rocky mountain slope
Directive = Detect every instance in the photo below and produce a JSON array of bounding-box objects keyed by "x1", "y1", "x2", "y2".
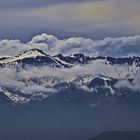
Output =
[{"x1": 0, "y1": 49, "x2": 140, "y2": 103}]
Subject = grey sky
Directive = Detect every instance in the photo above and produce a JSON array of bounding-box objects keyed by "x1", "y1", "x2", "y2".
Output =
[
  {"x1": 0, "y1": 0, "x2": 101, "y2": 9},
  {"x1": 0, "y1": 0, "x2": 139, "y2": 41}
]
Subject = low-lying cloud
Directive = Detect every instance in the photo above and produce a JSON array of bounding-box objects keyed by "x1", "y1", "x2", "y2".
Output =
[
  {"x1": 0, "y1": 60, "x2": 139, "y2": 95},
  {"x1": 115, "y1": 76, "x2": 140, "y2": 91}
]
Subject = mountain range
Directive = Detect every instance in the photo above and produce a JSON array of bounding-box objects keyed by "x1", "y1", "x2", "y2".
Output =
[
  {"x1": 0, "y1": 49, "x2": 140, "y2": 140},
  {"x1": 0, "y1": 49, "x2": 140, "y2": 104}
]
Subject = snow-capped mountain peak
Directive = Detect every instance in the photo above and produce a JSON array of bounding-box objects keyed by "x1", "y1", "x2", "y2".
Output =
[
  {"x1": 0, "y1": 49, "x2": 47, "y2": 64},
  {"x1": 0, "y1": 49, "x2": 140, "y2": 104},
  {"x1": 18, "y1": 49, "x2": 47, "y2": 58}
]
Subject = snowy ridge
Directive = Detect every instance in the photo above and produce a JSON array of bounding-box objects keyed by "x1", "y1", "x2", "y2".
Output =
[
  {"x1": 0, "y1": 87, "x2": 30, "y2": 103},
  {"x1": 0, "y1": 49, "x2": 140, "y2": 104},
  {"x1": 0, "y1": 49, "x2": 46, "y2": 64}
]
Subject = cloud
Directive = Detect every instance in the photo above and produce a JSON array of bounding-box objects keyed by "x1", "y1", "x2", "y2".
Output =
[
  {"x1": 0, "y1": 33, "x2": 140, "y2": 57},
  {"x1": 0, "y1": 39, "x2": 27, "y2": 56},
  {"x1": 0, "y1": 54, "x2": 139, "y2": 96},
  {"x1": 0, "y1": 67, "x2": 26, "y2": 88},
  {"x1": 0, "y1": 0, "x2": 140, "y2": 40},
  {"x1": 23, "y1": 85, "x2": 57, "y2": 95},
  {"x1": 0, "y1": 0, "x2": 104, "y2": 9},
  {"x1": 115, "y1": 80, "x2": 132, "y2": 89},
  {"x1": 115, "y1": 75, "x2": 140, "y2": 91},
  {"x1": 23, "y1": 1, "x2": 113, "y2": 22}
]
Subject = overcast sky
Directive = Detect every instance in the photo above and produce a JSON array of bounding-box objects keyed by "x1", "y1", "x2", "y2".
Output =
[{"x1": 0, "y1": 0, "x2": 140, "y2": 41}]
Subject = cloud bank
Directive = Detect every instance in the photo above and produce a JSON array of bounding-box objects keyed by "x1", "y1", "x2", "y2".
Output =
[
  {"x1": 0, "y1": 33, "x2": 140, "y2": 57},
  {"x1": 0, "y1": 59, "x2": 139, "y2": 96}
]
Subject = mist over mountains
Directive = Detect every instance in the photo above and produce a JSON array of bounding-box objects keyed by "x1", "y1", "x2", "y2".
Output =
[
  {"x1": 0, "y1": 34, "x2": 140, "y2": 140},
  {"x1": 0, "y1": 48, "x2": 140, "y2": 103}
]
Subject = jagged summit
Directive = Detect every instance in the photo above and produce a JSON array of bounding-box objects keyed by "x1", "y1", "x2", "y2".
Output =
[
  {"x1": 22, "y1": 49, "x2": 47, "y2": 56},
  {"x1": 0, "y1": 49, "x2": 140, "y2": 67},
  {"x1": 0, "y1": 49, "x2": 140, "y2": 103},
  {"x1": 0, "y1": 49, "x2": 47, "y2": 64}
]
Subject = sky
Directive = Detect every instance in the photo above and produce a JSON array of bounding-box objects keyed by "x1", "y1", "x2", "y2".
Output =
[
  {"x1": 0, "y1": 0, "x2": 140, "y2": 94},
  {"x1": 0, "y1": 0, "x2": 140, "y2": 41}
]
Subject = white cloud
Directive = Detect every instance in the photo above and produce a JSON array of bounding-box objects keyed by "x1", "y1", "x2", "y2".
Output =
[
  {"x1": 29, "y1": 33, "x2": 58, "y2": 45},
  {"x1": 0, "y1": 33, "x2": 140, "y2": 57},
  {"x1": 0, "y1": 59, "x2": 139, "y2": 94},
  {"x1": 115, "y1": 80, "x2": 132, "y2": 89},
  {"x1": 23, "y1": 85, "x2": 57, "y2": 94},
  {"x1": 115, "y1": 75, "x2": 140, "y2": 91},
  {"x1": 0, "y1": 0, "x2": 140, "y2": 39},
  {"x1": 0, "y1": 67, "x2": 26, "y2": 88},
  {"x1": 0, "y1": 39, "x2": 26, "y2": 56}
]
